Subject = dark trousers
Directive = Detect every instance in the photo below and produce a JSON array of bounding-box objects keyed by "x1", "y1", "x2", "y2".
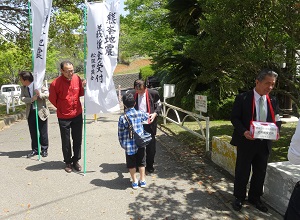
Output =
[
  {"x1": 28, "y1": 109, "x2": 48, "y2": 152},
  {"x1": 144, "y1": 124, "x2": 156, "y2": 171},
  {"x1": 58, "y1": 114, "x2": 83, "y2": 164},
  {"x1": 234, "y1": 139, "x2": 269, "y2": 201},
  {"x1": 126, "y1": 147, "x2": 146, "y2": 168},
  {"x1": 284, "y1": 181, "x2": 300, "y2": 220}
]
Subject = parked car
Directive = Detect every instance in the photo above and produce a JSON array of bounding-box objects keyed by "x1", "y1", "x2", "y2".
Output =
[{"x1": 0, "y1": 84, "x2": 21, "y2": 104}]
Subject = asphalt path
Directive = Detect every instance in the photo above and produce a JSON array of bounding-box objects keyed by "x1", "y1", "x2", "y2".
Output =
[{"x1": 0, "y1": 111, "x2": 283, "y2": 219}]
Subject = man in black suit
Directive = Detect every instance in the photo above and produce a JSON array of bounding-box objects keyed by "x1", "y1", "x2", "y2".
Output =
[
  {"x1": 132, "y1": 79, "x2": 161, "y2": 174},
  {"x1": 230, "y1": 69, "x2": 281, "y2": 212}
]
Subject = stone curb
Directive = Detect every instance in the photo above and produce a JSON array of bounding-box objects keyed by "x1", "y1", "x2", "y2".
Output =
[
  {"x1": 0, "y1": 100, "x2": 58, "y2": 131},
  {"x1": 0, "y1": 111, "x2": 26, "y2": 130}
]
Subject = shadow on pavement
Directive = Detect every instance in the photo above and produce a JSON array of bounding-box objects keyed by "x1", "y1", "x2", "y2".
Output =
[
  {"x1": 127, "y1": 182, "x2": 230, "y2": 219},
  {"x1": 26, "y1": 160, "x2": 65, "y2": 171},
  {"x1": 0, "y1": 150, "x2": 29, "y2": 158},
  {"x1": 90, "y1": 163, "x2": 130, "y2": 190}
]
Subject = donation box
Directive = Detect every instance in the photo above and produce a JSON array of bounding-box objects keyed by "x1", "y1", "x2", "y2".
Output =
[{"x1": 250, "y1": 121, "x2": 278, "y2": 140}]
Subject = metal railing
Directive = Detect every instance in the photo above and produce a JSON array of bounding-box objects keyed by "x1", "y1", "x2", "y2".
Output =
[
  {"x1": 161, "y1": 102, "x2": 210, "y2": 152},
  {"x1": 0, "y1": 92, "x2": 23, "y2": 114}
]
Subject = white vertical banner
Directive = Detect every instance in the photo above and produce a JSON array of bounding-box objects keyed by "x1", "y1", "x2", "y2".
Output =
[
  {"x1": 85, "y1": 0, "x2": 120, "y2": 114},
  {"x1": 31, "y1": 0, "x2": 52, "y2": 90}
]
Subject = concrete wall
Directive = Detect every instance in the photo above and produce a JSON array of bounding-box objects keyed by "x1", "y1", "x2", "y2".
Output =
[
  {"x1": 113, "y1": 73, "x2": 139, "y2": 90},
  {"x1": 211, "y1": 135, "x2": 300, "y2": 215},
  {"x1": 211, "y1": 135, "x2": 236, "y2": 176},
  {"x1": 264, "y1": 161, "x2": 300, "y2": 215}
]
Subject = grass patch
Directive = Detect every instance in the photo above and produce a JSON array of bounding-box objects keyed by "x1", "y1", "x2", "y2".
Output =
[
  {"x1": 0, "y1": 104, "x2": 26, "y2": 120},
  {"x1": 114, "y1": 59, "x2": 152, "y2": 75},
  {"x1": 158, "y1": 118, "x2": 297, "y2": 163},
  {"x1": 113, "y1": 67, "x2": 143, "y2": 75}
]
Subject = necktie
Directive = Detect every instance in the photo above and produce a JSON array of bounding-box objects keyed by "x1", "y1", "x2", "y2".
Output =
[
  {"x1": 259, "y1": 96, "x2": 266, "y2": 122},
  {"x1": 27, "y1": 87, "x2": 31, "y2": 97},
  {"x1": 27, "y1": 87, "x2": 34, "y2": 110}
]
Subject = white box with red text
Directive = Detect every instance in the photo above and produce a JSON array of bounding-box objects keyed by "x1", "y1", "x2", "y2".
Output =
[{"x1": 250, "y1": 121, "x2": 278, "y2": 140}]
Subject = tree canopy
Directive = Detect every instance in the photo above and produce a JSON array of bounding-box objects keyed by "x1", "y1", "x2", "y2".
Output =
[
  {"x1": 121, "y1": 0, "x2": 300, "y2": 118},
  {"x1": 0, "y1": 0, "x2": 85, "y2": 83},
  {"x1": 0, "y1": 0, "x2": 299, "y2": 118}
]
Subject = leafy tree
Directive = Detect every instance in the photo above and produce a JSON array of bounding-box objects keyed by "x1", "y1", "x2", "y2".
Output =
[
  {"x1": 0, "y1": 38, "x2": 29, "y2": 85},
  {"x1": 120, "y1": 0, "x2": 175, "y2": 60},
  {"x1": 155, "y1": 0, "x2": 300, "y2": 117},
  {"x1": 0, "y1": 0, "x2": 85, "y2": 80},
  {"x1": 0, "y1": 0, "x2": 27, "y2": 41},
  {"x1": 0, "y1": 0, "x2": 84, "y2": 36},
  {"x1": 193, "y1": 0, "x2": 300, "y2": 112},
  {"x1": 45, "y1": 46, "x2": 61, "y2": 79},
  {"x1": 49, "y1": 9, "x2": 84, "y2": 70}
]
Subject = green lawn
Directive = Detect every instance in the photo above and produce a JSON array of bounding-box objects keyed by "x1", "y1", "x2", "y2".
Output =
[{"x1": 158, "y1": 119, "x2": 297, "y2": 163}]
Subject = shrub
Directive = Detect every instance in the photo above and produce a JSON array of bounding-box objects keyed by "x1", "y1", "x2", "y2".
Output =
[
  {"x1": 139, "y1": 65, "x2": 154, "y2": 80},
  {"x1": 208, "y1": 96, "x2": 235, "y2": 120}
]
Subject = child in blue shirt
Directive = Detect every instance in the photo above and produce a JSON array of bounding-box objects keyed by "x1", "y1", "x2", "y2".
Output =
[{"x1": 118, "y1": 93, "x2": 149, "y2": 189}]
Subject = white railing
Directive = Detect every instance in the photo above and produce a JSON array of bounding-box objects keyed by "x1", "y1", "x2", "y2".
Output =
[
  {"x1": 0, "y1": 92, "x2": 23, "y2": 114},
  {"x1": 161, "y1": 102, "x2": 210, "y2": 152}
]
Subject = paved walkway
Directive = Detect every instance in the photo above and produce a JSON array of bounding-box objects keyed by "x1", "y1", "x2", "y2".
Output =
[{"x1": 0, "y1": 110, "x2": 284, "y2": 219}]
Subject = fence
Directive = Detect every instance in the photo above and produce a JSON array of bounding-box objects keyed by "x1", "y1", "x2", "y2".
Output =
[
  {"x1": 161, "y1": 102, "x2": 210, "y2": 152},
  {"x1": 0, "y1": 92, "x2": 24, "y2": 114},
  {"x1": 115, "y1": 82, "x2": 210, "y2": 151}
]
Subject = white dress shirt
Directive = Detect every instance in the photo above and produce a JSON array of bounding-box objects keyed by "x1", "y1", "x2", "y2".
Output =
[
  {"x1": 138, "y1": 93, "x2": 147, "y2": 113},
  {"x1": 254, "y1": 89, "x2": 267, "y2": 121}
]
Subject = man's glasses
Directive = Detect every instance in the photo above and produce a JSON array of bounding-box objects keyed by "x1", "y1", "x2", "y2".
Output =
[{"x1": 63, "y1": 69, "x2": 74, "y2": 74}]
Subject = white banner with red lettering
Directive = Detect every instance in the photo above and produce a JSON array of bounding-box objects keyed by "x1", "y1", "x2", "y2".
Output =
[
  {"x1": 31, "y1": 0, "x2": 52, "y2": 90},
  {"x1": 85, "y1": 0, "x2": 120, "y2": 114}
]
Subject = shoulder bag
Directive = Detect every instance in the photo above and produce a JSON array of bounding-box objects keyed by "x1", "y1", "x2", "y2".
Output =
[{"x1": 124, "y1": 114, "x2": 152, "y2": 147}]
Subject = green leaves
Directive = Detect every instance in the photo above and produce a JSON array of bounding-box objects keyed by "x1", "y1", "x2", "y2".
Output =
[
  {"x1": 1, "y1": 0, "x2": 299, "y2": 114},
  {"x1": 0, "y1": 40, "x2": 30, "y2": 84},
  {"x1": 0, "y1": 0, "x2": 85, "y2": 79},
  {"x1": 119, "y1": 0, "x2": 174, "y2": 60},
  {"x1": 122, "y1": 0, "x2": 300, "y2": 116}
]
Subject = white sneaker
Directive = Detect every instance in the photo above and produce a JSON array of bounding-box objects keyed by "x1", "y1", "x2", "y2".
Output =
[
  {"x1": 139, "y1": 180, "x2": 146, "y2": 188},
  {"x1": 132, "y1": 182, "x2": 138, "y2": 189}
]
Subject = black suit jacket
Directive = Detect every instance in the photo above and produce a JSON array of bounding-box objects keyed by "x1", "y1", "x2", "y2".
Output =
[
  {"x1": 230, "y1": 90, "x2": 282, "y2": 151},
  {"x1": 128, "y1": 88, "x2": 161, "y2": 135}
]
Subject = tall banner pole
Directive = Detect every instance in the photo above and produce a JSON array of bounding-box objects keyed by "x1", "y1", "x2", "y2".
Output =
[
  {"x1": 28, "y1": 0, "x2": 41, "y2": 161},
  {"x1": 83, "y1": 3, "x2": 88, "y2": 175},
  {"x1": 30, "y1": 0, "x2": 53, "y2": 161},
  {"x1": 28, "y1": 1, "x2": 35, "y2": 70}
]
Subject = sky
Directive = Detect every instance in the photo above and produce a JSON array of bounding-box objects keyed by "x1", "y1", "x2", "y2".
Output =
[
  {"x1": 120, "y1": 0, "x2": 129, "y2": 16},
  {"x1": 105, "y1": 0, "x2": 128, "y2": 16}
]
